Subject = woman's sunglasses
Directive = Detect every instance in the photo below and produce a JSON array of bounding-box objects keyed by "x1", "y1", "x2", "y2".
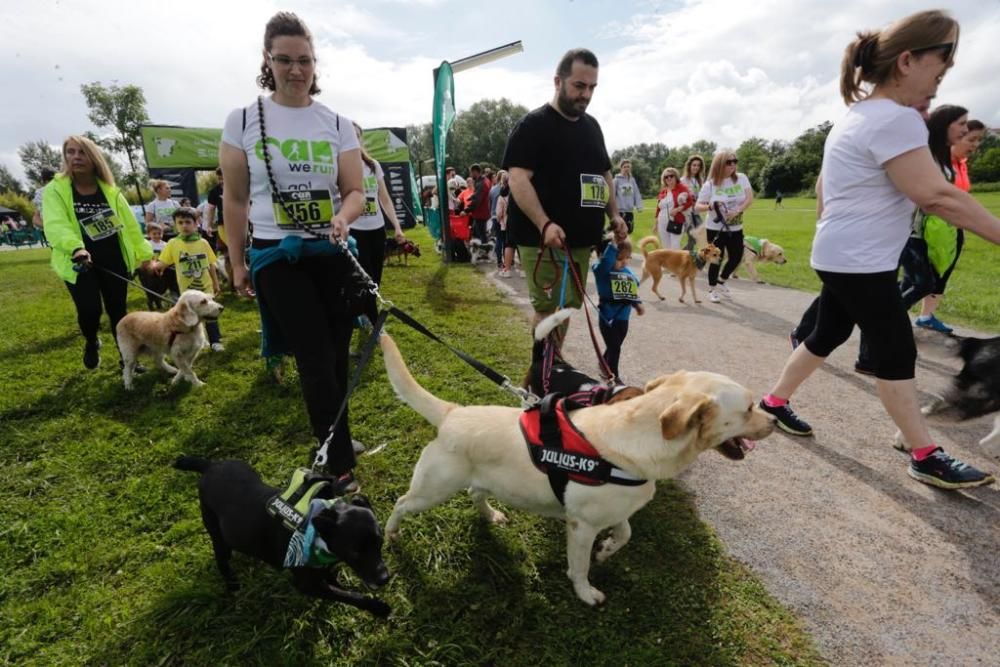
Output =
[{"x1": 725, "y1": 158, "x2": 739, "y2": 166}]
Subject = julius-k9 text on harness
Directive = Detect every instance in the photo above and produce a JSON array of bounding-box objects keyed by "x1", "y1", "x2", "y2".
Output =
[
  {"x1": 519, "y1": 394, "x2": 646, "y2": 505},
  {"x1": 266, "y1": 467, "x2": 333, "y2": 531}
]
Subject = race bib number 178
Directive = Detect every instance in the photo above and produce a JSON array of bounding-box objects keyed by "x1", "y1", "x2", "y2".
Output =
[{"x1": 580, "y1": 174, "x2": 609, "y2": 208}]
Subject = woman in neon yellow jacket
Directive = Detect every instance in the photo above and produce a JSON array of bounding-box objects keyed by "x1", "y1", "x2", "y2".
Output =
[{"x1": 43, "y1": 135, "x2": 152, "y2": 369}]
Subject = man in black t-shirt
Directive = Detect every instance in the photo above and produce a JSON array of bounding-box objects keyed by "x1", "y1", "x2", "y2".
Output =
[{"x1": 502, "y1": 48, "x2": 627, "y2": 333}]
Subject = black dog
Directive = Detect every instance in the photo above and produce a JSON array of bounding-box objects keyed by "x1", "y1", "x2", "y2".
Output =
[
  {"x1": 174, "y1": 456, "x2": 391, "y2": 616},
  {"x1": 138, "y1": 265, "x2": 178, "y2": 310}
]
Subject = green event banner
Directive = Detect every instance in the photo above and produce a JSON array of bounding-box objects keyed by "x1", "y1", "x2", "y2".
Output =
[
  {"x1": 362, "y1": 128, "x2": 410, "y2": 163},
  {"x1": 140, "y1": 125, "x2": 223, "y2": 169},
  {"x1": 432, "y1": 62, "x2": 456, "y2": 202}
]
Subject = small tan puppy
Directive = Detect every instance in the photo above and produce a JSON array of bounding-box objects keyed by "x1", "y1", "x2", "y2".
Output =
[
  {"x1": 117, "y1": 290, "x2": 224, "y2": 390},
  {"x1": 379, "y1": 333, "x2": 774, "y2": 606},
  {"x1": 740, "y1": 236, "x2": 787, "y2": 283},
  {"x1": 638, "y1": 236, "x2": 722, "y2": 303}
]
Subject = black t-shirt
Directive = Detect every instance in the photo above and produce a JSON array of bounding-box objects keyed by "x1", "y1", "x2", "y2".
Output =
[
  {"x1": 502, "y1": 104, "x2": 612, "y2": 248},
  {"x1": 73, "y1": 186, "x2": 125, "y2": 268},
  {"x1": 208, "y1": 184, "x2": 224, "y2": 227}
]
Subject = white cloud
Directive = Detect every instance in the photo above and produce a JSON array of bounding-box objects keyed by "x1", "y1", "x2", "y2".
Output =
[{"x1": 2, "y1": 0, "x2": 999, "y2": 184}]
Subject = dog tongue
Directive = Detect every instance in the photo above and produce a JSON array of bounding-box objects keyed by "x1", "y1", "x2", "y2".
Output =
[{"x1": 739, "y1": 438, "x2": 756, "y2": 453}]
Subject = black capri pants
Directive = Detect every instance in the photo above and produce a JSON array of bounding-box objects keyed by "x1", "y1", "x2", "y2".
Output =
[
  {"x1": 804, "y1": 270, "x2": 917, "y2": 381},
  {"x1": 254, "y1": 253, "x2": 357, "y2": 475},
  {"x1": 349, "y1": 226, "x2": 387, "y2": 325},
  {"x1": 706, "y1": 228, "x2": 744, "y2": 286},
  {"x1": 64, "y1": 250, "x2": 129, "y2": 348}
]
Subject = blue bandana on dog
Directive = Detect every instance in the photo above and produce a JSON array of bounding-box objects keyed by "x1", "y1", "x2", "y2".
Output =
[{"x1": 283, "y1": 498, "x2": 340, "y2": 568}]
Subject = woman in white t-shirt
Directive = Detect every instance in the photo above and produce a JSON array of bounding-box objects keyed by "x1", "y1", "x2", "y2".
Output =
[
  {"x1": 349, "y1": 121, "x2": 405, "y2": 326},
  {"x1": 694, "y1": 150, "x2": 754, "y2": 302},
  {"x1": 218, "y1": 11, "x2": 366, "y2": 491},
  {"x1": 759, "y1": 9, "x2": 1000, "y2": 490},
  {"x1": 145, "y1": 180, "x2": 179, "y2": 237}
]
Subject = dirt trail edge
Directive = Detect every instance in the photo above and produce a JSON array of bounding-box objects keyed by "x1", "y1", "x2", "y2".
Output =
[{"x1": 478, "y1": 257, "x2": 1000, "y2": 666}]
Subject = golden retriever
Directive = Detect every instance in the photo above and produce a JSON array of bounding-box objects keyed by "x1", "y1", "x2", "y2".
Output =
[
  {"x1": 740, "y1": 236, "x2": 787, "y2": 283},
  {"x1": 379, "y1": 333, "x2": 775, "y2": 605},
  {"x1": 638, "y1": 236, "x2": 722, "y2": 303},
  {"x1": 117, "y1": 289, "x2": 224, "y2": 390}
]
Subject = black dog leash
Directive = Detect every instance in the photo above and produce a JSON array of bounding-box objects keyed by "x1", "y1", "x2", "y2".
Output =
[{"x1": 73, "y1": 256, "x2": 178, "y2": 306}]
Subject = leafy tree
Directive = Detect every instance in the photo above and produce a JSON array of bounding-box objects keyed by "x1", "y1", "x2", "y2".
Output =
[
  {"x1": 18, "y1": 140, "x2": 62, "y2": 188},
  {"x1": 448, "y1": 98, "x2": 529, "y2": 174},
  {"x1": 735, "y1": 137, "x2": 772, "y2": 191},
  {"x1": 405, "y1": 122, "x2": 433, "y2": 173},
  {"x1": 0, "y1": 190, "x2": 34, "y2": 221},
  {"x1": 0, "y1": 164, "x2": 25, "y2": 196},
  {"x1": 80, "y1": 81, "x2": 149, "y2": 197},
  {"x1": 969, "y1": 146, "x2": 1000, "y2": 183}
]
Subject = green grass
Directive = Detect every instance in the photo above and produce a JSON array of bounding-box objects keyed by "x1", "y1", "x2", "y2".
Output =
[
  {"x1": 0, "y1": 230, "x2": 822, "y2": 666},
  {"x1": 631, "y1": 194, "x2": 1000, "y2": 331}
]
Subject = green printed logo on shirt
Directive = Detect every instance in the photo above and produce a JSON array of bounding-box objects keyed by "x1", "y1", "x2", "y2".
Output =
[
  {"x1": 271, "y1": 189, "x2": 334, "y2": 229},
  {"x1": 255, "y1": 138, "x2": 337, "y2": 174},
  {"x1": 580, "y1": 174, "x2": 609, "y2": 208}
]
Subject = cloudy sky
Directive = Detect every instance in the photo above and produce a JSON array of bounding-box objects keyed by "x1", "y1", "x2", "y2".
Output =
[{"x1": 2, "y1": 0, "x2": 998, "y2": 183}]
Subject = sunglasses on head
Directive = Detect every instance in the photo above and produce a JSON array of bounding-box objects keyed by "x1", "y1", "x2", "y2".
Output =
[
  {"x1": 911, "y1": 40, "x2": 956, "y2": 63},
  {"x1": 725, "y1": 158, "x2": 739, "y2": 165}
]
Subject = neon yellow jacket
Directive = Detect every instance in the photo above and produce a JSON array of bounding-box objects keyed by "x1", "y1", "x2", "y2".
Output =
[{"x1": 42, "y1": 173, "x2": 153, "y2": 284}]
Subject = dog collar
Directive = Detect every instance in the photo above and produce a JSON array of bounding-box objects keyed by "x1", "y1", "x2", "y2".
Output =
[
  {"x1": 168, "y1": 325, "x2": 197, "y2": 348},
  {"x1": 690, "y1": 249, "x2": 706, "y2": 270},
  {"x1": 282, "y1": 498, "x2": 342, "y2": 568}
]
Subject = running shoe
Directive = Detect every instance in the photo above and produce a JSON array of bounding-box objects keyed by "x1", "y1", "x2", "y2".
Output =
[
  {"x1": 908, "y1": 448, "x2": 994, "y2": 489},
  {"x1": 330, "y1": 471, "x2": 360, "y2": 495},
  {"x1": 211, "y1": 342, "x2": 225, "y2": 352},
  {"x1": 83, "y1": 339, "x2": 101, "y2": 369},
  {"x1": 716, "y1": 282, "x2": 733, "y2": 299},
  {"x1": 708, "y1": 290, "x2": 721, "y2": 303},
  {"x1": 914, "y1": 315, "x2": 953, "y2": 334},
  {"x1": 352, "y1": 439, "x2": 366, "y2": 454},
  {"x1": 758, "y1": 399, "x2": 813, "y2": 436}
]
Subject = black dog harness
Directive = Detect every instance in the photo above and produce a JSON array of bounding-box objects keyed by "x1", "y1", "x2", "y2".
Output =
[
  {"x1": 690, "y1": 248, "x2": 707, "y2": 270},
  {"x1": 266, "y1": 468, "x2": 333, "y2": 531},
  {"x1": 519, "y1": 394, "x2": 646, "y2": 505}
]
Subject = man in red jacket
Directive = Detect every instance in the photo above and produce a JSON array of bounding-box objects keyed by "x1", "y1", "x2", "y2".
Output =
[{"x1": 466, "y1": 163, "x2": 492, "y2": 246}]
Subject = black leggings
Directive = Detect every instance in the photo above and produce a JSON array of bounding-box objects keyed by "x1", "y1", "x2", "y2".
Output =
[
  {"x1": 803, "y1": 270, "x2": 916, "y2": 380},
  {"x1": 64, "y1": 253, "x2": 129, "y2": 349},
  {"x1": 254, "y1": 254, "x2": 356, "y2": 475},
  {"x1": 349, "y1": 227, "x2": 386, "y2": 324},
  {"x1": 599, "y1": 317, "x2": 629, "y2": 379},
  {"x1": 706, "y1": 228, "x2": 744, "y2": 286}
]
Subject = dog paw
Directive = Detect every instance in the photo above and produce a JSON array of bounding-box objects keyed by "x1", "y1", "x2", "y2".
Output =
[
  {"x1": 594, "y1": 538, "x2": 617, "y2": 562},
  {"x1": 487, "y1": 509, "x2": 509, "y2": 525},
  {"x1": 367, "y1": 599, "x2": 392, "y2": 618},
  {"x1": 575, "y1": 585, "x2": 606, "y2": 606}
]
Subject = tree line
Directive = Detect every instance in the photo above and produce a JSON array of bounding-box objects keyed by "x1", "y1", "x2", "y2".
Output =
[{"x1": 404, "y1": 98, "x2": 1000, "y2": 197}]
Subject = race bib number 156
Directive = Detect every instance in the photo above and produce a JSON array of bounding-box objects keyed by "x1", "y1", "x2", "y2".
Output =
[
  {"x1": 272, "y1": 190, "x2": 334, "y2": 229},
  {"x1": 580, "y1": 174, "x2": 609, "y2": 208}
]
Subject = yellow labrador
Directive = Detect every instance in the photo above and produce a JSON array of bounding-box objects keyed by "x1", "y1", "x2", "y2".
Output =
[
  {"x1": 740, "y1": 236, "x2": 787, "y2": 283},
  {"x1": 117, "y1": 289, "x2": 224, "y2": 390},
  {"x1": 379, "y1": 334, "x2": 775, "y2": 605}
]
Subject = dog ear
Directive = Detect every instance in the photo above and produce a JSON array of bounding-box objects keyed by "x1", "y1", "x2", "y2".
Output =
[
  {"x1": 177, "y1": 297, "x2": 200, "y2": 327},
  {"x1": 350, "y1": 494, "x2": 372, "y2": 510},
  {"x1": 645, "y1": 371, "x2": 686, "y2": 393},
  {"x1": 659, "y1": 392, "x2": 716, "y2": 440}
]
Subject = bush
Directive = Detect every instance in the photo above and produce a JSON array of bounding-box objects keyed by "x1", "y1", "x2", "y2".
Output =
[{"x1": 970, "y1": 181, "x2": 1000, "y2": 193}]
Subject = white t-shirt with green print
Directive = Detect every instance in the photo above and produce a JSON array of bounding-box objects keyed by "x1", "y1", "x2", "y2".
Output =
[
  {"x1": 350, "y1": 160, "x2": 387, "y2": 231},
  {"x1": 697, "y1": 173, "x2": 752, "y2": 231},
  {"x1": 221, "y1": 96, "x2": 359, "y2": 240}
]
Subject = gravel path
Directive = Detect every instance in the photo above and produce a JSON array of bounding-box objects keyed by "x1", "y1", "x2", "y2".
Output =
[{"x1": 478, "y1": 256, "x2": 1000, "y2": 666}]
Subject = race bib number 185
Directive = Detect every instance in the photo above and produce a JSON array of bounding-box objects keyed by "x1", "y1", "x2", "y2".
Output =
[
  {"x1": 580, "y1": 174, "x2": 609, "y2": 208},
  {"x1": 80, "y1": 209, "x2": 123, "y2": 241},
  {"x1": 272, "y1": 190, "x2": 334, "y2": 229}
]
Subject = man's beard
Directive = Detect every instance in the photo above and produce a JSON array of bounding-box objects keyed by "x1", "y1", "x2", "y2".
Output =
[{"x1": 556, "y1": 85, "x2": 587, "y2": 118}]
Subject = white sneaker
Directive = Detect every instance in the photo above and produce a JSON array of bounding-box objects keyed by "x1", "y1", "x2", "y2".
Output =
[
  {"x1": 708, "y1": 290, "x2": 721, "y2": 303},
  {"x1": 717, "y1": 282, "x2": 732, "y2": 298},
  {"x1": 211, "y1": 342, "x2": 225, "y2": 352},
  {"x1": 498, "y1": 269, "x2": 511, "y2": 278},
  {"x1": 517, "y1": 269, "x2": 526, "y2": 278}
]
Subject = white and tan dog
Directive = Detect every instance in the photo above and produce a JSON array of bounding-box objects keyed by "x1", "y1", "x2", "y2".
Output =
[
  {"x1": 116, "y1": 289, "x2": 224, "y2": 390},
  {"x1": 740, "y1": 236, "x2": 786, "y2": 282},
  {"x1": 379, "y1": 333, "x2": 775, "y2": 605}
]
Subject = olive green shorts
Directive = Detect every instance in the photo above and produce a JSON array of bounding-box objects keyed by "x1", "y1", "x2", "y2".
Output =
[{"x1": 518, "y1": 245, "x2": 593, "y2": 313}]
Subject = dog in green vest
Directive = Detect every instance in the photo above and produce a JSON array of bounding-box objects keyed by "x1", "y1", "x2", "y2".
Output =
[{"x1": 740, "y1": 235, "x2": 787, "y2": 282}]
